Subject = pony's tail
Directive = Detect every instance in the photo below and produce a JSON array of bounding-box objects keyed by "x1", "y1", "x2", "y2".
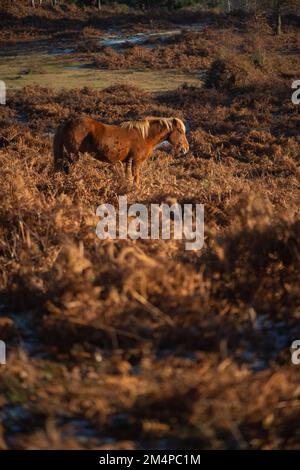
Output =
[{"x1": 53, "y1": 124, "x2": 65, "y2": 172}]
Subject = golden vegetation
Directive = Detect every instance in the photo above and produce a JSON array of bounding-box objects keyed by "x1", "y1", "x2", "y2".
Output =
[{"x1": 0, "y1": 7, "x2": 300, "y2": 450}]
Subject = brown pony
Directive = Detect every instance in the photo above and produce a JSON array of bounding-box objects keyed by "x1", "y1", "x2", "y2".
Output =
[{"x1": 53, "y1": 116, "x2": 189, "y2": 186}]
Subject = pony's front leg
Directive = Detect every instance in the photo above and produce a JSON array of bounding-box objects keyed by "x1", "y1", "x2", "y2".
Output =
[
  {"x1": 132, "y1": 160, "x2": 142, "y2": 188},
  {"x1": 126, "y1": 158, "x2": 133, "y2": 183}
]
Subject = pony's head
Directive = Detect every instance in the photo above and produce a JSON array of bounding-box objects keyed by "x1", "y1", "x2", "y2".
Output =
[
  {"x1": 121, "y1": 116, "x2": 189, "y2": 155},
  {"x1": 167, "y1": 118, "x2": 189, "y2": 155}
]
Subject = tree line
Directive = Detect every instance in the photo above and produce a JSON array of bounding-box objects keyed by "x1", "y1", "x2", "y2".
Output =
[
  {"x1": 2, "y1": 0, "x2": 300, "y2": 35},
  {"x1": 5, "y1": 1, "x2": 225, "y2": 9}
]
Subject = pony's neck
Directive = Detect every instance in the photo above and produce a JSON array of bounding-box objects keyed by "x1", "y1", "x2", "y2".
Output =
[{"x1": 146, "y1": 122, "x2": 170, "y2": 148}]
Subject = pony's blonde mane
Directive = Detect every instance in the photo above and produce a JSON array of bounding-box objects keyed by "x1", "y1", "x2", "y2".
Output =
[{"x1": 120, "y1": 116, "x2": 185, "y2": 139}]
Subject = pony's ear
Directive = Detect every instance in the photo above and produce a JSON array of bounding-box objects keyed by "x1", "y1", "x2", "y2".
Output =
[{"x1": 173, "y1": 118, "x2": 184, "y2": 131}]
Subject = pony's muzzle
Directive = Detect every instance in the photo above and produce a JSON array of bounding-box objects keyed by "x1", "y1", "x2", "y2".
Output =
[{"x1": 180, "y1": 145, "x2": 189, "y2": 155}]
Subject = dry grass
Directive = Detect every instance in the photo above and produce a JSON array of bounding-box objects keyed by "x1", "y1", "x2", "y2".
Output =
[{"x1": 0, "y1": 9, "x2": 300, "y2": 450}]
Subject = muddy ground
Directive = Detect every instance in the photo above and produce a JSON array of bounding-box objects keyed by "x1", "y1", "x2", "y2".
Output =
[{"x1": 0, "y1": 5, "x2": 300, "y2": 450}]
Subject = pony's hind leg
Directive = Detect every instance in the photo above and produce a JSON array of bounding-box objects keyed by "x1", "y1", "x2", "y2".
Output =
[
  {"x1": 63, "y1": 152, "x2": 79, "y2": 174},
  {"x1": 114, "y1": 160, "x2": 126, "y2": 181}
]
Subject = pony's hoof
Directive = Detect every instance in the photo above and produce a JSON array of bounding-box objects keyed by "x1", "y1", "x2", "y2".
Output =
[
  {"x1": 132, "y1": 183, "x2": 141, "y2": 192},
  {"x1": 125, "y1": 179, "x2": 133, "y2": 192}
]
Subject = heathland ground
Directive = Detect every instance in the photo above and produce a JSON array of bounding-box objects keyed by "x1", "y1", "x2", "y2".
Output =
[{"x1": 0, "y1": 3, "x2": 300, "y2": 449}]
